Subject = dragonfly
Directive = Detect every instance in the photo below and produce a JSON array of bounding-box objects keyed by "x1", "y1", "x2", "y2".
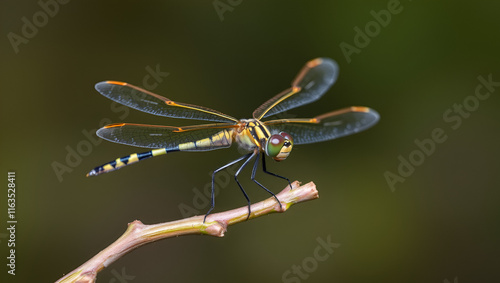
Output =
[{"x1": 87, "y1": 58, "x2": 379, "y2": 220}]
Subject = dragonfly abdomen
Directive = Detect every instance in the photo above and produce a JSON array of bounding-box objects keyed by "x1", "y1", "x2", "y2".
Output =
[
  {"x1": 87, "y1": 130, "x2": 233, "y2": 177},
  {"x1": 178, "y1": 129, "x2": 233, "y2": 151},
  {"x1": 87, "y1": 148, "x2": 172, "y2": 177}
]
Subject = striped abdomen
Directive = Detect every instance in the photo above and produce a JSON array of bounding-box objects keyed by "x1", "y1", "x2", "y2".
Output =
[{"x1": 87, "y1": 129, "x2": 233, "y2": 177}]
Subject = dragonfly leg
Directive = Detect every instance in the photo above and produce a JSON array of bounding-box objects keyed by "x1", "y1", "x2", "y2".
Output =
[
  {"x1": 205, "y1": 153, "x2": 252, "y2": 222},
  {"x1": 262, "y1": 155, "x2": 292, "y2": 189},
  {"x1": 251, "y1": 151, "x2": 283, "y2": 211},
  {"x1": 234, "y1": 151, "x2": 259, "y2": 220}
]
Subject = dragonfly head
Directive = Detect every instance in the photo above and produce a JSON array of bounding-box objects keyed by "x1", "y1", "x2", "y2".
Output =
[{"x1": 265, "y1": 132, "x2": 294, "y2": 161}]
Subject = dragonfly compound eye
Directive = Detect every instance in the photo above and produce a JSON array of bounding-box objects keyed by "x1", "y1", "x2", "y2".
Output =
[
  {"x1": 280, "y1": 132, "x2": 293, "y2": 145},
  {"x1": 266, "y1": 133, "x2": 294, "y2": 161}
]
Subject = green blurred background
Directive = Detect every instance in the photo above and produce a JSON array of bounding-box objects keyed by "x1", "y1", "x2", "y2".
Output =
[{"x1": 1, "y1": 1, "x2": 499, "y2": 282}]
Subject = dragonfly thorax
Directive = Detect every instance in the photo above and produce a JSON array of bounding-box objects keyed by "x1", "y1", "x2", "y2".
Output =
[
  {"x1": 236, "y1": 119, "x2": 294, "y2": 161},
  {"x1": 235, "y1": 119, "x2": 270, "y2": 151}
]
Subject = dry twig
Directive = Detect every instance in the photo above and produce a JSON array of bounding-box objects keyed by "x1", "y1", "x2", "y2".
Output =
[{"x1": 56, "y1": 181, "x2": 318, "y2": 283}]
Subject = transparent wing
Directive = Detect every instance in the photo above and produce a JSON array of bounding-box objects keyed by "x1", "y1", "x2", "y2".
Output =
[
  {"x1": 96, "y1": 123, "x2": 237, "y2": 151},
  {"x1": 264, "y1": 107, "x2": 379, "y2": 145},
  {"x1": 253, "y1": 58, "x2": 339, "y2": 120},
  {"x1": 95, "y1": 81, "x2": 238, "y2": 123}
]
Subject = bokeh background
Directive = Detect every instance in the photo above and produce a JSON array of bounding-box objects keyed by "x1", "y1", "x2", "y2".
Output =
[{"x1": 1, "y1": 1, "x2": 499, "y2": 282}]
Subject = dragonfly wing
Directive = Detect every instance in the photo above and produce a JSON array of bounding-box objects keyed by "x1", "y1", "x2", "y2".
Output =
[
  {"x1": 95, "y1": 81, "x2": 238, "y2": 123},
  {"x1": 253, "y1": 58, "x2": 339, "y2": 120},
  {"x1": 264, "y1": 107, "x2": 379, "y2": 145},
  {"x1": 96, "y1": 123, "x2": 237, "y2": 151}
]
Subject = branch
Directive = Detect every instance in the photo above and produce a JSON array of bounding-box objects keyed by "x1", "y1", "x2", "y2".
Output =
[{"x1": 56, "y1": 181, "x2": 318, "y2": 283}]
